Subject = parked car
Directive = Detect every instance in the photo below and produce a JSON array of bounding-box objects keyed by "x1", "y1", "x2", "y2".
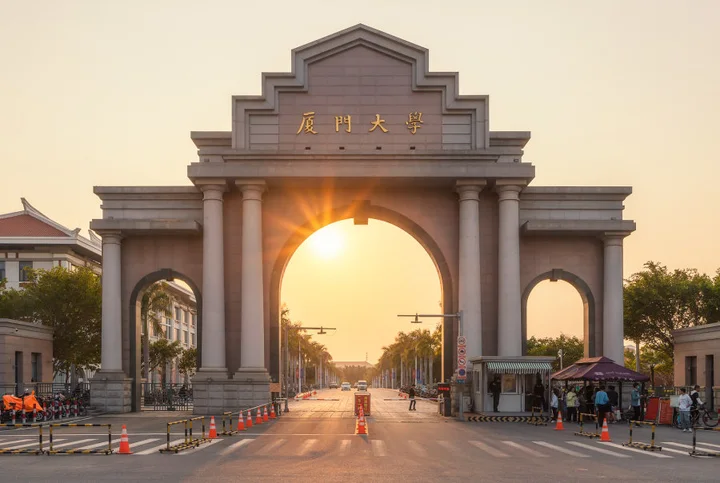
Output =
[
  {"x1": 329, "y1": 382, "x2": 339, "y2": 389},
  {"x1": 341, "y1": 382, "x2": 351, "y2": 391},
  {"x1": 356, "y1": 380, "x2": 368, "y2": 391}
]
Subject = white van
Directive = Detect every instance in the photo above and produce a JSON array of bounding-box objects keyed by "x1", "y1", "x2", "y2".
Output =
[{"x1": 357, "y1": 380, "x2": 368, "y2": 391}]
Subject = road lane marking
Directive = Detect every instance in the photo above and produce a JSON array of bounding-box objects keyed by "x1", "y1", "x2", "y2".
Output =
[
  {"x1": 135, "y1": 439, "x2": 185, "y2": 455},
  {"x1": 298, "y1": 439, "x2": 317, "y2": 456},
  {"x1": 49, "y1": 439, "x2": 96, "y2": 449},
  {"x1": 659, "y1": 446, "x2": 691, "y2": 455},
  {"x1": 260, "y1": 438, "x2": 286, "y2": 453},
  {"x1": 176, "y1": 439, "x2": 221, "y2": 455},
  {"x1": 0, "y1": 438, "x2": 34, "y2": 447},
  {"x1": 469, "y1": 440, "x2": 509, "y2": 457},
  {"x1": 664, "y1": 441, "x2": 720, "y2": 451},
  {"x1": 533, "y1": 441, "x2": 589, "y2": 457},
  {"x1": 371, "y1": 440, "x2": 387, "y2": 457},
  {"x1": 220, "y1": 439, "x2": 254, "y2": 456},
  {"x1": 11, "y1": 439, "x2": 65, "y2": 450},
  {"x1": 597, "y1": 442, "x2": 673, "y2": 458},
  {"x1": 338, "y1": 439, "x2": 352, "y2": 454},
  {"x1": 76, "y1": 438, "x2": 120, "y2": 450},
  {"x1": 437, "y1": 440, "x2": 454, "y2": 451},
  {"x1": 567, "y1": 441, "x2": 630, "y2": 458},
  {"x1": 408, "y1": 440, "x2": 427, "y2": 457},
  {"x1": 501, "y1": 441, "x2": 547, "y2": 457}
]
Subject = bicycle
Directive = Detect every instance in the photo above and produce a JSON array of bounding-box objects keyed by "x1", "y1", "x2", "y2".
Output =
[{"x1": 692, "y1": 405, "x2": 719, "y2": 428}]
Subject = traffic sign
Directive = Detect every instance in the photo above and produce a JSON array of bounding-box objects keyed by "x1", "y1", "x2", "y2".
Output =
[
  {"x1": 458, "y1": 368, "x2": 466, "y2": 377},
  {"x1": 457, "y1": 336, "x2": 467, "y2": 345},
  {"x1": 458, "y1": 347, "x2": 466, "y2": 356},
  {"x1": 458, "y1": 356, "x2": 467, "y2": 366}
]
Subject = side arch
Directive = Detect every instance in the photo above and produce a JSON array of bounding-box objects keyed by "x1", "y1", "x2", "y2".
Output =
[
  {"x1": 128, "y1": 268, "x2": 202, "y2": 412},
  {"x1": 521, "y1": 269, "x2": 596, "y2": 358},
  {"x1": 268, "y1": 201, "x2": 455, "y2": 384}
]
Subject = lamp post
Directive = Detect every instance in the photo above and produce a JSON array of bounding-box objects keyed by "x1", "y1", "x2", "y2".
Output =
[
  {"x1": 284, "y1": 325, "x2": 336, "y2": 412},
  {"x1": 397, "y1": 312, "x2": 464, "y2": 421}
]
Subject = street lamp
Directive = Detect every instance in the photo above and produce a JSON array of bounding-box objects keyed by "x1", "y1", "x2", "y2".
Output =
[
  {"x1": 284, "y1": 324, "x2": 336, "y2": 412},
  {"x1": 397, "y1": 311, "x2": 464, "y2": 421}
]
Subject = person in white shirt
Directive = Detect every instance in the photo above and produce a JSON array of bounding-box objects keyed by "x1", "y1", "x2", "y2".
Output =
[
  {"x1": 677, "y1": 387, "x2": 693, "y2": 432},
  {"x1": 550, "y1": 389, "x2": 559, "y2": 422}
]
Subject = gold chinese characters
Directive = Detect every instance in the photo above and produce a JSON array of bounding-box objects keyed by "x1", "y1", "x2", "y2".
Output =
[{"x1": 296, "y1": 112, "x2": 422, "y2": 135}]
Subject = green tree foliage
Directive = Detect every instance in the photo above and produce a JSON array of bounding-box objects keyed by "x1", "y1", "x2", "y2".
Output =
[
  {"x1": 526, "y1": 334, "x2": 584, "y2": 371},
  {"x1": 177, "y1": 347, "x2": 198, "y2": 381},
  {"x1": 374, "y1": 325, "x2": 441, "y2": 384},
  {"x1": 624, "y1": 261, "x2": 720, "y2": 362},
  {"x1": 281, "y1": 305, "x2": 335, "y2": 387},
  {"x1": 624, "y1": 347, "x2": 673, "y2": 386},
  {"x1": 140, "y1": 282, "x2": 175, "y2": 380},
  {"x1": 149, "y1": 338, "x2": 183, "y2": 386},
  {"x1": 0, "y1": 267, "x2": 102, "y2": 377}
]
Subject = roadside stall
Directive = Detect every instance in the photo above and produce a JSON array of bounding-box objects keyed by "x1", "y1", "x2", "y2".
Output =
[{"x1": 470, "y1": 356, "x2": 555, "y2": 414}]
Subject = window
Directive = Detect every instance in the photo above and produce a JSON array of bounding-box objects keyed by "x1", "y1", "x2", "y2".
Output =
[
  {"x1": 175, "y1": 307, "x2": 181, "y2": 322},
  {"x1": 184, "y1": 330, "x2": 189, "y2": 344},
  {"x1": 192, "y1": 313, "x2": 196, "y2": 327},
  {"x1": 686, "y1": 356, "x2": 697, "y2": 386},
  {"x1": 31, "y1": 353, "x2": 41, "y2": 382},
  {"x1": 192, "y1": 333, "x2": 196, "y2": 346},
  {"x1": 19, "y1": 261, "x2": 33, "y2": 282},
  {"x1": 176, "y1": 328, "x2": 181, "y2": 341},
  {"x1": 501, "y1": 374, "x2": 517, "y2": 393},
  {"x1": 0, "y1": 261, "x2": 5, "y2": 280}
]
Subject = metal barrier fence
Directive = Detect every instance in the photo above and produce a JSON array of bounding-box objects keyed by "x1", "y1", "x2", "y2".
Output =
[
  {"x1": 0, "y1": 424, "x2": 44, "y2": 455},
  {"x1": 48, "y1": 423, "x2": 112, "y2": 455},
  {"x1": 220, "y1": 411, "x2": 236, "y2": 436},
  {"x1": 690, "y1": 426, "x2": 720, "y2": 457},
  {"x1": 159, "y1": 418, "x2": 202, "y2": 453},
  {"x1": 623, "y1": 420, "x2": 662, "y2": 451},
  {"x1": 575, "y1": 413, "x2": 600, "y2": 438},
  {"x1": 527, "y1": 406, "x2": 547, "y2": 426},
  {"x1": 141, "y1": 383, "x2": 193, "y2": 411}
]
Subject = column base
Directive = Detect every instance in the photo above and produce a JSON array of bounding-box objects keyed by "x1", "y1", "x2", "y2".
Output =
[
  {"x1": 191, "y1": 368, "x2": 271, "y2": 415},
  {"x1": 90, "y1": 371, "x2": 133, "y2": 413}
]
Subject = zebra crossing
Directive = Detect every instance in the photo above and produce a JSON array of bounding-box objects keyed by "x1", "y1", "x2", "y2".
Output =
[{"x1": 0, "y1": 434, "x2": 716, "y2": 458}]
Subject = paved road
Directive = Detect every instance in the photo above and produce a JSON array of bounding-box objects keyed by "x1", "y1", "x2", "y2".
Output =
[{"x1": 0, "y1": 388, "x2": 718, "y2": 482}]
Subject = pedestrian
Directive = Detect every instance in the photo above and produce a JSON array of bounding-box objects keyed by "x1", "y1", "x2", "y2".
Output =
[
  {"x1": 550, "y1": 389, "x2": 559, "y2": 422},
  {"x1": 408, "y1": 385, "x2": 416, "y2": 411},
  {"x1": 566, "y1": 388, "x2": 578, "y2": 422},
  {"x1": 678, "y1": 387, "x2": 693, "y2": 432},
  {"x1": 594, "y1": 384, "x2": 610, "y2": 428},
  {"x1": 488, "y1": 375, "x2": 501, "y2": 413},
  {"x1": 607, "y1": 385, "x2": 619, "y2": 423},
  {"x1": 690, "y1": 384, "x2": 704, "y2": 425},
  {"x1": 631, "y1": 383, "x2": 642, "y2": 426},
  {"x1": 533, "y1": 374, "x2": 546, "y2": 412}
]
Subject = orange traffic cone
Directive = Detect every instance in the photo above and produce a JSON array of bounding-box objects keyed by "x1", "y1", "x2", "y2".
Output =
[
  {"x1": 237, "y1": 412, "x2": 246, "y2": 431},
  {"x1": 246, "y1": 410, "x2": 253, "y2": 428},
  {"x1": 554, "y1": 411, "x2": 565, "y2": 431},
  {"x1": 355, "y1": 408, "x2": 368, "y2": 435},
  {"x1": 600, "y1": 419, "x2": 611, "y2": 442},
  {"x1": 255, "y1": 409, "x2": 263, "y2": 425},
  {"x1": 208, "y1": 416, "x2": 218, "y2": 439},
  {"x1": 270, "y1": 404, "x2": 277, "y2": 419},
  {"x1": 262, "y1": 406, "x2": 269, "y2": 422},
  {"x1": 118, "y1": 424, "x2": 132, "y2": 454}
]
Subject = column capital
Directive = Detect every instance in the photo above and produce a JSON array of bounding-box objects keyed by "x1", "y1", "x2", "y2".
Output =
[
  {"x1": 98, "y1": 231, "x2": 123, "y2": 245},
  {"x1": 456, "y1": 179, "x2": 487, "y2": 201},
  {"x1": 236, "y1": 179, "x2": 267, "y2": 201},
  {"x1": 494, "y1": 180, "x2": 526, "y2": 201},
  {"x1": 197, "y1": 182, "x2": 228, "y2": 202},
  {"x1": 602, "y1": 232, "x2": 630, "y2": 246}
]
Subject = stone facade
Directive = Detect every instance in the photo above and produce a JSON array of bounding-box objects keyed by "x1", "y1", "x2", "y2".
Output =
[
  {"x1": 89, "y1": 25, "x2": 635, "y2": 413},
  {"x1": 0, "y1": 319, "x2": 53, "y2": 393}
]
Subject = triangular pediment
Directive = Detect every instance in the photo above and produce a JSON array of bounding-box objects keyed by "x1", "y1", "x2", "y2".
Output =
[{"x1": 228, "y1": 24, "x2": 490, "y2": 153}]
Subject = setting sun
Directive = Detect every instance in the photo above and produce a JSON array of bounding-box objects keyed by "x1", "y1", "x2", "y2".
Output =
[{"x1": 308, "y1": 225, "x2": 344, "y2": 259}]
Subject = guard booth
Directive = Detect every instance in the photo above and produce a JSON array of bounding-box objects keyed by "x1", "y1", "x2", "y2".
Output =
[
  {"x1": 354, "y1": 392, "x2": 371, "y2": 416},
  {"x1": 437, "y1": 383, "x2": 451, "y2": 416},
  {"x1": 470, "y1": 356, "x2": 554, "y2": 413}
]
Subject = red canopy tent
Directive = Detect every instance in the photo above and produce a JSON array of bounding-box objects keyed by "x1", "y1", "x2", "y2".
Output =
[{"x1": 551, "y1": 357, "x2": 650, "y2": 382}]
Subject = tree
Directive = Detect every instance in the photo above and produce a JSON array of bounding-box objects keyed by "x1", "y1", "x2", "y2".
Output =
[
  {"x1": 149, "y1": 338, "x2": 183, "y2": 386},
  {"x1": 177, "y1": 347, "x2": 197, "y2": 384},
  {"x1": 14, "y1": 267, "x2": 102, "y2": 379},
  {"x1": 527, "y1": 334, "x2": 584, "y2": 371},
  {"x1": 141, "y1": 282, "x2": 174, "y2": 381},
  {"x1": 624, "y1": 347, "x2": 673, "y2": 386},
  {"x1": 624, "y1": 261, "x2": 719, "y2": 362}
]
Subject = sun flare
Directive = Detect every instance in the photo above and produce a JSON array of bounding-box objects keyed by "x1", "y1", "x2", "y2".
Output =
[{"x1": 309, "y1": 227, "x2": 344, "y2": 259}]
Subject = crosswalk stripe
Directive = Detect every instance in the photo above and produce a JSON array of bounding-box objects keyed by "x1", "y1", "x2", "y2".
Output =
[
  {"x1": 76, "y1": 438, "x2": 119, "y2": 450},
  {"x1": 176, "y1": 439, "x2": 221, "y2": 455},
  {"x1": 533, "y1": 441, "x2": 589, "y2": 457},
  {"x1": 49, "y1": 439, "x2": 96, "y2": 449},
  {"x1": 259, "y1": 438, "x2": 286, "y2": 454},
  {"x1": 371, "y1": 440, "x2": 387, "y2": 457},
  {"x1": 408, "y1": 440, "x2": 427, "y2": 457},
  {"x1": 598, "y1": 442, "x2": 673, "y2": 458},
  {"x1": 659, "y1": 446, "x2": 690, "y2": 455},
  {"x1": 0, "y1": 438, "x2": 34, "y2": 448},
  {"x1": 338, "y1": 439, "x2": 352, "y2": 455},
  {"x1": 15, "y1": 439, "x2": 66, "y2": 450},
  {"x1": 501, "y1": 441, "x2": 547, "y2": 457},
  {"x1": 469, "y1": 440, "x2": 509, "y2": 457},
  {"x1": 437, "y1": 440, "x2": 454, "y2": 451},
  {"x1": 135, "y1": 439, "x2": 185, "y2": 455},
  {"x1": 298, "y1": 439, "x2": 317, "y2": 456},
  {"x1": 220, "y1": 438, "x2": 254, "y2": 456},
  {"x1": 664, "y1": 441, "x2": 720, "y2": 451},
  {"x1": 566, "y1": 441, "x2": 630, "y2": 458}
]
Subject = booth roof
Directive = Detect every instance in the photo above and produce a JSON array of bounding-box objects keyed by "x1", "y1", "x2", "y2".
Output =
[
  {"x1": 486, "y1": 361, "x2": 553, "y2": 374},
  {"x1": 551, "y1": 356, "x2": 650, "y2": 382}
]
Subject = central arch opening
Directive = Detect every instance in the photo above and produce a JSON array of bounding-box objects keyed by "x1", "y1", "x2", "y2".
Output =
[{"x1": 275, "y1": 216, "x2": 446, "y2": 394}]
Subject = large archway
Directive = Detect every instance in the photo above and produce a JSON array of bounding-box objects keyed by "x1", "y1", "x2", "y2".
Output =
[
  {"x1": 268, "y1": 202, "x2": 455, "y2": 385},
  {"x1": 128, "y1": 268, "x2": 202, "y2": 412},
  {"x1": 520, "y1": 269, "x2": 596, "y2": 358}
]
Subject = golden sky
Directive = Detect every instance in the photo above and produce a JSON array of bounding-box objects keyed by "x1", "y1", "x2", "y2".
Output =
[{"x1": 1, "y1": 1, "x2": 718, "y2": 363}]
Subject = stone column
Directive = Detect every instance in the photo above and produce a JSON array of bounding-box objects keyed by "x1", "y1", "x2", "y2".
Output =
[
  {"x1": 496, "y1": 182, "x2": 524, "y2": 356},
  {"x1": 100, "y1": 233, "x2": 123, "y2": 371},
  {"x1": 456, "y1": 181, "x2": 486, "y2": 361},
  {"x1": 238, "y1": 181, "x2": 266, "y2": 370},
  {"x1": 199, "y1": 184, "x2": 228, "y2": 372},
  {"x1": 603, "y1": 234, "x2": 625, "y2": 363}
]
